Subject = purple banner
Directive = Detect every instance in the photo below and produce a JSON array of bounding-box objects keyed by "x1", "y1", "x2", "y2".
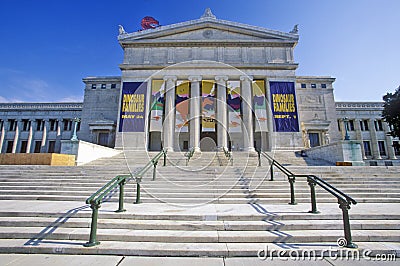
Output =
[
  {"x1": 269, "y1": 81, "x2": 299, "y2": 132},
  {"x1": 119, "y1": 82, "x2": 147, "y2": 132}
]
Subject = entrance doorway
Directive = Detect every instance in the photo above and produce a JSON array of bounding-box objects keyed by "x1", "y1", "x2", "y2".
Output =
[
  {"x1": 308, "y1": 132, "x2": 320, "y2": 148},
  {"x1": 200, "y1": 132, "x2": 217, "y2": 151}
]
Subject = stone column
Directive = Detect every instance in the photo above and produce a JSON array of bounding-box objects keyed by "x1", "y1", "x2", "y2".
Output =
[
  {"x1": 163, "y1": 76, "x2": 177, "y2": 152},
  {"x1": 265, "y1": 79, "x2": 273, "y2": 151},
  {"x1": 26, "y1": 119, "x2": 34, "y2": 153},
  {"x1": 215, "y1": 75, "x2": 228, "y2": 151},
  {"x1": 0, "y1": 121, "x2": 5, "y2": 153},
  {"x1": 368, "y1": 119, "x2": 381, "y2": 159},
  {"x1": 188, "y1": 75, "x2": 202, "y2": 152},
  {"x1": 41, "y1": 119, "x2": 49, "y2": 153},
  {"x1": 354, "y1": 119, "x2": 366, "y2": 159},
  {"x1": 384, "y1": 122, "x2": 397, "y2": 159},
  {"x1": 11, "y1": 120, "x2": 21, "y2": 153},
  {"x1": 339, "y1": 120, "x2": 346, "y2": 140},
  {"x1": 240, "y1": 75, "x2": 255, "y2": 152}
]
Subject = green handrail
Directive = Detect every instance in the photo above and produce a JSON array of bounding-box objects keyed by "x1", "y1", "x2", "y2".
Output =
[
  {"x1": 84, "y1": 149, "x2": 167, "y2": 247},
  {"x1": 257, "y1": 150, "x2": 358, "y2": 248},
  {"x1": 185, "y1": 147, "x2": 195, "y2": 166},
  {"x1": 222, "y1": 147, "x2": 233, "y2": 166}
]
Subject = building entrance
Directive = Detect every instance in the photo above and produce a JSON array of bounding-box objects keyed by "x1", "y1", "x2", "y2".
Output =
[{"x1": 200, "y1": 132, "x2": 217, "y2": 151}]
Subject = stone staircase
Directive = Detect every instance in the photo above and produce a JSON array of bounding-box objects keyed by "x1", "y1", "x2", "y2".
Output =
[{"x1": 0, "y1": 151, "x2": 399, "y2": 257}]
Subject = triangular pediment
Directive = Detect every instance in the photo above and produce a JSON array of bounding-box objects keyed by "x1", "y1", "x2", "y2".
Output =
[{"x1": 118, "y1": 16, "x2": 298, "y2": 46}]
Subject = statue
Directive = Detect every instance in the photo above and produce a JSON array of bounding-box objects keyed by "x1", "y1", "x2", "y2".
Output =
[
  {"x1": 201, "y1": 8, "x2": 216, "y2": 19},
  {"x1": 290, "y1": 24, "x2": 299, "y2": 34},
  {"x1": 118, "y1": 25, "x2": 127, "y2": 35}
]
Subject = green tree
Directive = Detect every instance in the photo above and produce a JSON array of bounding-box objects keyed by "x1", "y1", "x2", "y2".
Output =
[{"x1": 382, "y1": 86, "x2": 400, "y2": 138}]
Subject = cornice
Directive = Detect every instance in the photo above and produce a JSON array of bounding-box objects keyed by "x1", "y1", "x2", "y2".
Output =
[
  {"x1": 0, "y1": 102, "x2": 83, "y2": 111},
  {"x1": 119, "y1": 63, "x2": 298, "y2": 71},
  {"x1": 335, "y1": 102, "x2": 384, "y2": 110}
]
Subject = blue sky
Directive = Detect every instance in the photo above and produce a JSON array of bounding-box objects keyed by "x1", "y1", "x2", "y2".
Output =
[{"x1": 0, "y1": 0, "x2": 399, "y2": 103}]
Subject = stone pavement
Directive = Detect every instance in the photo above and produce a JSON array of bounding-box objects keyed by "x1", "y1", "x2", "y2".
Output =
[{"x1": 0, "y1": 254, "x2": 398, "y2": 266}]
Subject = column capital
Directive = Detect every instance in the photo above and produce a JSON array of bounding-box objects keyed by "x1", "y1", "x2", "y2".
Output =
[
  {"x1": 214, "y1": 75, "x2": 228, "y2": 82},
  {"x1": 240, "y1": 75, "x2": 253, "y2": 82},
  {"x1": 188, "y1": 75, "x2": 202, "y2": 82},
  {"x1": 163, "y1": 75, "x2": 177, "y2": 82}
]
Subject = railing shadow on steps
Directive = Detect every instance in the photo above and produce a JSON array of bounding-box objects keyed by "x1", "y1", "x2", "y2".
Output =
[
  {"x1": 83, "y1": 149, "x2": 167, "y2": 247},
  {"x1": 256, "y1": 150, "x2": 358, "y2": 249}
]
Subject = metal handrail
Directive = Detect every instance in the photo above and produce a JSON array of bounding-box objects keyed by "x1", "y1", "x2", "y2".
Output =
[
  {"x1": 84, "y1": 149, "x2": 167, "y2": 247},
  {"x1": 185, "y1": 147, "x2": 195, "y2": 166},
  {"x1": 222, "y1": 147, "x2": 233, "y2": 166},
  {"x1": 257, "y1": 150, "x2": 358, "y2": 248}
]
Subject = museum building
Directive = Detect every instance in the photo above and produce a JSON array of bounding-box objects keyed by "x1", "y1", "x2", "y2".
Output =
[{"x1": 0, "y1": 9, "x2": 399, "y2": 164}]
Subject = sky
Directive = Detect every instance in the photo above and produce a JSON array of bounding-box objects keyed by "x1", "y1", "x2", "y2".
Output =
[{"x1": 0, "y1": 0, "x2": 399, "y2": 103}]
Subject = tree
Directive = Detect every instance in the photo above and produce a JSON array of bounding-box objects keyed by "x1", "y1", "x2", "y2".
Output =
[{"x1": 382, "y1": 86, "x2": 400, "y2": 138}]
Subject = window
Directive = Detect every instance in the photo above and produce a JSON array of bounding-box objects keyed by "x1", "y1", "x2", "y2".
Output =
[
  {"x1": 347, "y1": 120, "x2": 355, "y2": 131},
  {"x1": 8, "y1": 119, "x2": 17, "y2": 131},
  {"x1": 20, "y1": 141, "x2": 28, "y2": 153},
  {"x1": 22, "y1": 119, "x2": 31, "y2": 131},
  {"x1": 375, "y1": 120, "x2": 383, "y2": 131},
  {"x1": 360, "y1": 120, "x2": 369, "y2": 131},
  {"x1": 321, "y1": 84, "x2": 327, "y2": 88},
  {"x1": 337, "y1": 119, "x2": 341, "y2": 131},
  {"x1": 34, "y1": 141, "x2": 42, "y2": 153},
  {"x1": 76, "y1": 120, "x2": 81, "y2": 131},
  {"x1": 91, "y1": 84, "x2": 97, "y2": 89},
  {"x1": 6, "y1": 141, "x2": 13, "y2": 153},
  {"x1": 101, "y1": 84, "x2": 106, "y2": 89},
  {"x1": 378, "y1": 141, "x2": 386, "y2": 156},
  {"x1": 48, "y1": 141, "x2": 56, "y2": 153},
  {"x1": 111, "y1": 83, "x2": 116, "y2": 89},
  {"x1": 63, "y1": 119, "x2": 73, "y2": 131},
  {"x1": 49, "y1": 119, "x2": 58, "y2": 131},
  {"x1": 36, "y1": 119, "x2": 45, "y2": 131},
  {"x1": 0, "y1": 120, "x2": 3, "y2": 130},
  {"x1": 311, "y1": 84, "x2": 317, "y2": 88},
  {"x1": 301, "y1": 84, "x2": 306, "y2": 88},
  {"x1": 363, "y1": 141, "x2": 372, "y2": 156},
  {"x1": 393, "y1": 141, "x2": 400, "y2": 156}
]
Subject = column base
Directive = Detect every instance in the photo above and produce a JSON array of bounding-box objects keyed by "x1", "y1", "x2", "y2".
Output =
[
  {"x1": 193, "y1": 147, "x2": 201, "y2": 152},
  {"x1": 244, "y1": 147, "x2": 256, "y2": 152},
  {"x1": 164, "y1": 147, "x2": 174, "y2": 152}
]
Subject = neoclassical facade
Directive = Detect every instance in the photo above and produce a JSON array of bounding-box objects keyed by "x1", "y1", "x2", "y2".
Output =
[{"x1": 0, "y1": 9, "x2": 398, "y2": 163}]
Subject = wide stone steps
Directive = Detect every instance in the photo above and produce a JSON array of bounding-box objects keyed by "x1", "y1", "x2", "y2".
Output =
[{"x1": 0, "y1": 151, "x2": 399, "y2": 257}]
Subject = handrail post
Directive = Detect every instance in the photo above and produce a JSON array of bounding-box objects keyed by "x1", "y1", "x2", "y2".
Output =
[
  {"x1": 116, "y1": 178, "x2": 126, "y2": 213},
  {"x1": 338, "y1": 200, "x2": 358, "y2": 248},
  {"x1": 270, "y1": 163, "x2": 274, "y2": 181},
  {"x1": 135, "y1": 178, "x2": 141, "y2": 204},
  {"x1": 257, "y1": 151, "x2": 261, "y2": 166},
  {"x1": 288, "y1": 176, "x2": 297, "y2": 205},
  {"x1": 84, "y1": 202, "x2": 100, "y2": 247},
  {"x1": 163, "y1": 150, "x2": 167, "y2": 166},
  {"x1": 307, "y1": 177, "x2": 319, "y2": 213},
  {"x1": 152, "y1": 160, "x2": 158, "y2": 181}
]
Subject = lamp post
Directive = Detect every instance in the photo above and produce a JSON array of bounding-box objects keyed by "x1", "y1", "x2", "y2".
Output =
[
  {"x1": 71, "y1": 117, "x2": 81, "y2": 141},
  {"x1": 343, "y1": 117, "x2": 350, "y2": 140}
]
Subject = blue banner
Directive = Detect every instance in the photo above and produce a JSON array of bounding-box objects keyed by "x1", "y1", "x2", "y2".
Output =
[
  {"x1": 119, "y1": 82, "x2": 147, "y2": 132},
  {"x1": 269, "y1": 81, "x2": 299, "y2": 132}
]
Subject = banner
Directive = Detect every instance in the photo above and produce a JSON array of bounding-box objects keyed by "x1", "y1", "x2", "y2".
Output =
[
  {"x1": 175, "y1": 80, "x2": 190, "y2": 132},
  {"x1": 253, "y1": 80, "x2": 268, "y2": 132},
  {"x1": 202, "y1": 80, "x2": 216, "y2": 132},
  {"x1": 119, "y1": 82, "x2": 147, "y2": 132},
  {"x1": 269, "y1": 81, "x2": 299, "y2": 132},
  {"x1": 149, "y1": 80, "x2": 164, "y2": 132},
  {"x1": 227, "y1": 81, "x2": 241, "y2": 133}
]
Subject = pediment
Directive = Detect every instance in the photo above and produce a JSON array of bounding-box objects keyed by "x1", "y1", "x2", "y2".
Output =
[{"x1": 119, "y1": 17, "x2": 298, "y2": 46}]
